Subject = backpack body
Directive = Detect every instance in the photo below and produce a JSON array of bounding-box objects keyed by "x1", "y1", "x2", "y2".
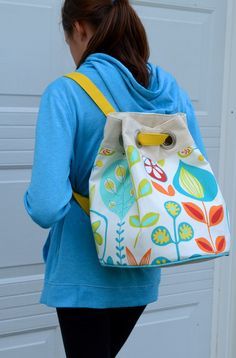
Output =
[{"x1": 64, "y1": 72, "x2": 231, "y2": 268}]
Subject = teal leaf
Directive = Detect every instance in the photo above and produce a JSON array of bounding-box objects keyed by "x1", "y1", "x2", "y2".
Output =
[
  {"x1": 141, "y1": 213, "x2": 159, "y2": 227},
  {"x1": 138, "y1": 179, "x2": 152, "y2": 198},
  {"x1": 100, "y1": 159, "x2": 135, "y2": 220},
  {"x1": 127, "y1": 145, "x2": 141, "y2": 167},
  {"x1": 106, "y1": 256, "x2": 114, "y2": 265},
  {"x1": 173, "y1": 160, "x2": 218, "y2": 202},
  {"x1": 129, "y1": 215, "x2": 141, "y2": 228}
]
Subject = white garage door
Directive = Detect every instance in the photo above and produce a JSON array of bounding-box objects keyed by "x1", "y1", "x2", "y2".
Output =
[{"x1": 0, "y1": 0, "x2": 228, "y2": 357}]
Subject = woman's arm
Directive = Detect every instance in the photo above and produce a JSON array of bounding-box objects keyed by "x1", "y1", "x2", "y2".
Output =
[{"x1": 23, "y1": 79, "x2": 76, "y2": 229}]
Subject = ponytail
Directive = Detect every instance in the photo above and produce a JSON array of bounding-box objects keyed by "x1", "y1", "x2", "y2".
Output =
[{"x1": 61, "y1": 0, "x2": 151, "y2": 87}]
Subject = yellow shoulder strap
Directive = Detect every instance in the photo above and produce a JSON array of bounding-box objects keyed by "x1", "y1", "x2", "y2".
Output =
[
  {"x1": 65, "y1": 71, "x2": 116, "y2": 214},
  {"x1": 65, "y1": 71, "x2": 170, "y2": 214},
  {"x1": 64, "y1": 72, "x2": 116, "y2": 116},
  {"x1": 72, "y1": 191, "x2": 90, "y2": 215}
]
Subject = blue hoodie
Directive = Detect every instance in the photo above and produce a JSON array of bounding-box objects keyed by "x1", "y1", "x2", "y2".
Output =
[{"x1": 23, "y1": 52, "x2": 207, "y2": 308}]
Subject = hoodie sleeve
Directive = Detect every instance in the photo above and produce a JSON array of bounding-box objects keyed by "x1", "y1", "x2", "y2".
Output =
[
  {"x1": 180, "y1": 89, "x2": 208, "y2": 160},
  {"x1": 23, "y1": 79, "x2": 76, "y2": 229}
]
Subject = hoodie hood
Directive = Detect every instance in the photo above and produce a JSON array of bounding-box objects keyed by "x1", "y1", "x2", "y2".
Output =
[
  {"x1": 78, "y1": 52, "x2": 184, "y2": 114},
  {"x1": 75, "y1": 51, "x2": 207, "y2": 160}
]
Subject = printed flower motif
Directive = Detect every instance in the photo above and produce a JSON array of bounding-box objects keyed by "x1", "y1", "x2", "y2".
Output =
[
  {"x1": 173, "y1": 160, "x2": 218, "y2": 201},
  {"x1": 100, "y1": 159, "x2": 135, "y2": 220},
  {"x1": 151, "y1": 226, "x2": 173, "y2": 245},
  {"x1": 178, "y1": 146, "x2": 194, "y2": 158},
  {"x1": 99, "y1": 147, "x2": 115, "y2": 156},
  {"x1": 143, "y1": 157, "x2": 167, "y2": 182},
  {"x1": 178, "y1": 222, "x2": 194, "y2": 241},
  {"x1": 165, "y1": 201, "x2": 181, "y2": 218}
]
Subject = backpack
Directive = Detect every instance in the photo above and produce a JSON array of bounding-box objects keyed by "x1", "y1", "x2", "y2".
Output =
[{"x1": 64, "y1": 71, "x2": 231, "y2": 268}]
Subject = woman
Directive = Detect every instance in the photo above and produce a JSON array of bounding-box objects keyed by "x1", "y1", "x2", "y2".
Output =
[{"x1": 23, "y1": 0, "x2": 207, "y2": 357}]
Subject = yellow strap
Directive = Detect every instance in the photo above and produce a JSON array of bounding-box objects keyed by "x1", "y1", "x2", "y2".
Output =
[
  {"x1": 64, "y1": 72, "x2": 116, "y2": 116},
  {"x1": 137, "y1": 132, "x2": 170, "y2": 146},
  {"x1": 72, "y1": 191, "x2": 90, "y2": 215},
  {"x1": 64, "y1": 72, "x2": 168, "y2": 147},
  {"x1": 67, "y1": 73, "x2": 169, "y2": 214}
]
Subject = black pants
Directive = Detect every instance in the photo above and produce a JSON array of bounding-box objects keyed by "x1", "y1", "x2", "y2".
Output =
[{"x1": 56, "y1": 305, "x2": 147, "y2": 358}]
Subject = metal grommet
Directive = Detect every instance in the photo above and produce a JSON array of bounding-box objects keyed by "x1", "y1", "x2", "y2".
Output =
[
  {"x1": 161, "y1": 132, "x2": 176, "y2": 150},
  {"x1": 135, "y1": 130, "x2": 142, "y2": 148}
]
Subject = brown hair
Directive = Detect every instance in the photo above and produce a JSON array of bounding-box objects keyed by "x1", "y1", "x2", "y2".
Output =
[{"x1": 61, "y1": 0, "x2": 151, "y2": 87}]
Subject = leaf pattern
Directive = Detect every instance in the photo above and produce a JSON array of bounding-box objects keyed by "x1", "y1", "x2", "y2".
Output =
[
  {"x1": 182, "y1": 202, "x2": 206, "y2": 223},
  {"x1": 115, "y1": 165, "x2": 126, "y2": 183},
  {"x1": 151, "y1": 181, "x2": 175, "y2": 196},
  {"x1": 195, "y1": 237, "x2": 214, "y2": 253},
  {"x1": 89, "y1": 184, "x2": 95, "y2": 206},
  {"x1": 104, "y1": 178, "x2": 117, "y2": 193},
  {"x1": 90, "y1": 137, "x2": 230, "y2": 267},
  {"x1": 173, "y1": 160, "x2": 218, "y2": 201},
  {"x1": 129, "y1": 215, "x2": 141, "y2": 228},
  {"x1": 139, "y1": 248, "x2": 152, "y2": 265},
  {"x1": 179, "y1": 166, "x2": 204, "y2": 198},
  {"x1": 100, "y1": 159, "x2": 135, "y2": 220},
  {"x1": 138, "y1": 179, "x2": 152, "y2": 198},
  {"x1": 141, "y1": 213, "x2": 159, "y2": 227},
  {"x1": 94, "y1": 232, "x2": 103, "y2": 246},
  {"x1": 215, "y1": 236, "x2": 226, "y2": 253},
  {"x1": 127, "y1": 145, "x2": 141, "y2": 167},
  {"x1": 126, "y1": 246, "x2": 138, "y2": 265},
  {"x1": 209, "y1": 205, "x2": 224, "y2": 226},
  {"x1": 126, "y1": 247, "x2": 152, "y2": 266},
  {"x1": 92, "y1": 220, "x2": 101, "y2": 232},
  {"x1": 157, "y1": 159, "x2": 165, "y2": 167}
]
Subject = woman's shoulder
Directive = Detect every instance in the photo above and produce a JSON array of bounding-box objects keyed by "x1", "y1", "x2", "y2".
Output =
[
  {"x1": 39, "y1": 72, "x2": 92, "y2": 117},
  {"x1": 41, "y1": 74, "x2": 81, "y2": 98},
  {"x1": 41, "y1": 68, "x2": 102, "y2": 104}
]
